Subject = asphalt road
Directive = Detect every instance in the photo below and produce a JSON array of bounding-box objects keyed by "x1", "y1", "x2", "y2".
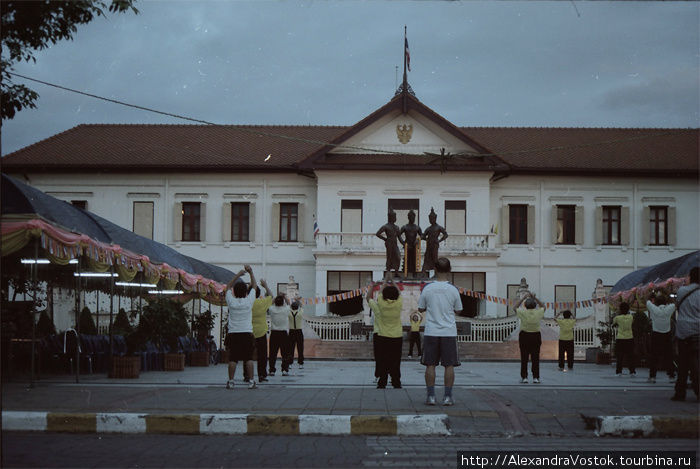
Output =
[{"x1": 2, "y1": 433, "x2": 697, "y2": 469}]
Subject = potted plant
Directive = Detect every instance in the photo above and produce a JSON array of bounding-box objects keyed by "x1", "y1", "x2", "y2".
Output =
[
  {"x1": 595, "y1": 320, "x2": 614, "y2": 364},
  {"x1": 190, "y1": 309, "x2": 216, "y2": 366},
  {"x1": 109, "y1": 309, "x2": 143, "y2": 379},
  {"x1": 139, "y1": 299, "x2": 189, "y2": 371}
]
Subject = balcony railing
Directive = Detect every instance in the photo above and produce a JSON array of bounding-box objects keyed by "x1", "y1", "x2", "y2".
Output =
[{"x1": 315, "y1": 232, "x2": 496, "y2": 253}]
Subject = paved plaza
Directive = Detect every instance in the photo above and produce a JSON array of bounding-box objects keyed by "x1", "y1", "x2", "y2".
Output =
[{"x1": 2, "y1": 359, "x2": 697, "y2": 438}]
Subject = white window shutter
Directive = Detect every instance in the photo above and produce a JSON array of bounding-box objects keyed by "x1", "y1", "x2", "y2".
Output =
[
  {"x1": 641, "y1": 206, "x2": 650, "y2": 245},
  {"x1": 500, "y1": 205, "x2": 509, "y2": 244},
  {"x1": 574, "y1": 206, "x2": 584, "y2": 245},
  {"x1": 222, "y1": 202, "x2": 231, "y2": 242},
  {"x1": 173, "y1": 202, "x2": 182, "y2": 242},
  {"x1": 271, "y1": 203, "x2": 280, "y2": 242},
  {"x1": 526, "y1": 205, "x2": 535, "y2": 245},
  {"x1": 594, "y1": 207, "x2": 603, "y2": 245},
  {"x1": 621, "y1": 207, "x2": 630, "y2": 246},
  {"x1": 297, "y1": 203, "x2": 305, "y2": 242},
  {"x1": 550, "y1": 207, "x2": 558, "y2": 245},
  {"x1": 199, "y1": 202, "x2": 207, "y2": 242},
  {"x1": 248, "y1": 202, "x2": 256, "y2": 243},
  {"x1": 668, "y1": 207, "x2": 676, "y2": 246}
]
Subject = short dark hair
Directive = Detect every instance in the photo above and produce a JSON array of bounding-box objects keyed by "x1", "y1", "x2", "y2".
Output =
[
  {"x1": 562, "y1": 310, "x2": 572, "y2": 319},
  {"x1": 233, "y1": 281, "x2": 248, "y2": 298},
  {"x1": 382, "y1": 285, "x2": 400, "y2": 301},
  {"x1": 255, "y1": 287, "x2": 261, "y2": 298},
  {"x1": 690, "y1": 266, "x2": 699, "y2": 284},
  {"x1": 291, "y1": 301, "x2": 301, "y2": 310},
  {"x1": 619, "y1": 302, "x2": 630, "y2": 314},
  {"x1": 435, "y1": 257, "x2": 451, "y2": 273},
  {"x1": 274, "y1": 294, "x2": 285, "y2": 307},
  {"x1": 525, "y1": 298, "x2": 536, "y2": 309},
  {"x1": 655, "y1": 293, "x2": 668, "y2": 305}
]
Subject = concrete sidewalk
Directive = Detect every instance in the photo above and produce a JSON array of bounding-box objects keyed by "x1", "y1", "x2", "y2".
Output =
[{"x1": 2, "y1": 360, "x2": 698, "y2": 437}]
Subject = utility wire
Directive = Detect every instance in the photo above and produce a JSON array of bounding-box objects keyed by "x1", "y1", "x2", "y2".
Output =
[{"x1": 9, "y1": 71, "x2": 692, "y2": 160}]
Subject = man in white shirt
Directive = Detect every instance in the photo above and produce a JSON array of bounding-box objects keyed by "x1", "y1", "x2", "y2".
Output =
[
  {"x1": 418, "y1": 257, "x2": 463, "y2": 406},
  {"x1": 646, "y1": 293, "x2": 676, "y2": 383}
]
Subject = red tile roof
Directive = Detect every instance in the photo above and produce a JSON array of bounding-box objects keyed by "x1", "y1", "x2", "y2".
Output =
[{"x1": 2, "y1": 123, "x2": 698, "y2": 177}]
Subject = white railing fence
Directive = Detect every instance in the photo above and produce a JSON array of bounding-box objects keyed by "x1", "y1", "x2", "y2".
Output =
[{"x1": 306, "y1": 313, "x2": 597, "y2": 346}]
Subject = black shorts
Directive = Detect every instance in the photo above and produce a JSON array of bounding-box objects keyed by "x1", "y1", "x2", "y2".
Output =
[
  {"x1": 421, "y1": 335, "x2": 460, "y2": 367},
  {"x1": 225, "y1": 332, "x2": 255, "y2": 362}
]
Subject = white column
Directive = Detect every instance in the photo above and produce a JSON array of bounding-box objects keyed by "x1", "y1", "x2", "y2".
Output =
[
  {"x1": 314, "y1": 269, "x2": 327, "y2": 316},
  {"x1": 485, "y1": 271, "x2": 499, "y2": 318}
]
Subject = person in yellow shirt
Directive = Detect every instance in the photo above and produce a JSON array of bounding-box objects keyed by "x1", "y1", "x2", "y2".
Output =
[
  {"x1": 366, "y1": 272, "x2": 403, "y2": 389},
  {"x1": 408, "y1": 312, "x2": 423, "y2": 358},
  {"x1": 251, "y1": 279, "x2": 273, "y2": 383},
  {"x1": 612, "y1": 301, "x2": 636, "y2": 376},
  {"x1": 514, "y1": 293, "x2": 546, "y2": 383},
  {"x1": 554, "y1": 309, "x2": 576, "y2": 372}
]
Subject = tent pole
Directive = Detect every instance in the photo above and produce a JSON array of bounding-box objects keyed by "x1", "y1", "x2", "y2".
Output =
[
  {"x1": 29, "y1": 238, "x2": 39, "y2": 388},
  {"x1": 109, "y1": 264, "x2": 115, "y2": 372},
  {"x1": 75, "y1": 256, "x2": 81, "y2": 383}
]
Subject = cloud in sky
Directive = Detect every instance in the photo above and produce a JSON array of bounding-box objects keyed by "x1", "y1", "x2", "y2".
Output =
[{"x1": 1, "y1": 0, "x2": 698, "y2": 155}]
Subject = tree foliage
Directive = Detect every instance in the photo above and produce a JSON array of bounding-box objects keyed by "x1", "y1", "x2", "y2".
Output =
[
  {"x1": 1, "y1": 0, "x2": 138, "y2": 121},
  {"x1": 78, "y1": 306, "x2": 98, "y2": 335}
]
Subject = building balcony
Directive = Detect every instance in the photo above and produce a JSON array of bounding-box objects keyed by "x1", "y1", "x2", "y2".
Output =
[{"x1": 314, "y1": 232, "x2": 498, "y2": 256}]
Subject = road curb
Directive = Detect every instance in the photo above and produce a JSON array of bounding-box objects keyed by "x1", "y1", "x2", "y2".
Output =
[
  {"x1": 593, "y1": 415, "x2": 699, "y2": 438},
  {"x1": 2, "y1": 411, "x2": 451, "y2": 436}
]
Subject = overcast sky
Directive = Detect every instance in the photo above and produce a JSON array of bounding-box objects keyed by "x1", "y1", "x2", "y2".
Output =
[{"x1": 1, "y1": 0, "x2": 698, "y2": 156}]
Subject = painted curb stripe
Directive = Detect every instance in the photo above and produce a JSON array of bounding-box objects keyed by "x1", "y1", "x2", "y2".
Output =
[
  {"x1": 199, "y1": 414, "x2": 247, "y2": 434},
  {"x1": 2, "y1": 411, "x2": 47, "y2": 431},
  {"x1": 247, "y1": 415, "x2": 300, "y2": 435},
  {"x1": 350, "y1": 415, "x2": 397, "y2": 435},
  {"x1": 299, "y1": 414, "x2": 351, "y2": 435},
  {"x1": 97, "y1": 413, "x2": 147, "y2": 434},
  {"x1": 397, "y1": 414, "x2": 451, "y2": 436},
  {"x1": 145, "y1": 414, "x2": 200, "y2": 435},
  {"x1": 47, "y1": 413, "x2": 96, "y2": 433},
  {"x1": 597, "y1": 416, "x2": 654, "y2": 436}
]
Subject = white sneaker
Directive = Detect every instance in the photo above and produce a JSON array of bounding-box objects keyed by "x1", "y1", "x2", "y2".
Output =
[
  {"x1": 226, "y1": 380, "x2": 234, "y2": 389},
  {"x1": 248, "y1": 380, "x2": 257, "y2": 389},
  {"x1": 282, "y1": 371, "x2": 289, "y2": 376},
  {"x1": 425, "y1": 395, "x2": 437, "y2": 406},
  {"x1": 442, "y1": 396, "x2": 454, "y2": 406},
  {"x1": 533, "y1": 378, "x2": 540, "y2": 384},
  {"x1": 299, "y1": 364, "x2": 304, "y2": 369},
  {"x1": 520, "y1": 378, "x2": 528, "y2": 384}
]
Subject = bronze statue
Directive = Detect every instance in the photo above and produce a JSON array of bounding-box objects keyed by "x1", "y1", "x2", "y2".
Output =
[
  {"x1": 400, "y1": 210, "x2": 423, "y2": 274},
  {"x1": 422, "y1": 207, "x2": 448, "y2": 273},
  {"x1": 376, "y1": 210, "x2": 401, "y2": 272}
]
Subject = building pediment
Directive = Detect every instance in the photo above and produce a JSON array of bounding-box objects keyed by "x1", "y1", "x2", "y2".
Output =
[{"x1": 298, "y1": 91, "x2": 505, "y2": 172}]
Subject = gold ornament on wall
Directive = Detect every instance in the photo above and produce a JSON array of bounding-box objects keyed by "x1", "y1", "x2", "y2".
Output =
[{"x1": 396, "y1": 123, "x2": 413, "y2": 144}]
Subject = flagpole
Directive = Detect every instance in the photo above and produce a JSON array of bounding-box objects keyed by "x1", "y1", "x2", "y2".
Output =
[{"x1": 402, "y1": 25, "x2": 408, "y2": 113}]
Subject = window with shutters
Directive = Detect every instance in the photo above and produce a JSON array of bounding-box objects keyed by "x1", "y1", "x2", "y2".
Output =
[
  {"x1": 231, "y1": 202, "x2": 250, "y2": 242},
  {"x1": 602, "y1": 206, "x2": 621, "y2": 245},
  {"x1": 509, "y1": 204, "x2": 528, "y2": 244},
  {"x1": 327, "y1": 271, "x2": 372, "y2": 316},
  {"x1": 182, "y1": 202, "x2": 201, "y2": 241},
  {"x1": 649, "y1": 206, "x2": 668, "y2": 246},
  {"x1": 444, "y1": 200, "x2": 466, "y2": 234},
  {"x1": 341, "y1": 200, "x2": 362, "y2": 232},
  {"x1": 133, "y1": 201, "x2": 154, "y2": 240},
  {"x1": 279, "y1": 203, "x2": 298, "y2": 242},
  {"x1": 556, "y1": 205, "x2": 576, "y2": 245}
]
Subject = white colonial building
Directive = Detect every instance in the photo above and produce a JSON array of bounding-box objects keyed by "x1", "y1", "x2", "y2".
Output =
[{"x1": 3, "y1": 87, "x2": 698, "y2": 334}]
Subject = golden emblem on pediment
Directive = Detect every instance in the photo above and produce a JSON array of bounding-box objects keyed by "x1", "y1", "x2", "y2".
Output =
[{"x1": 396, "y1": 123, "x2": 413, "y2": 144}]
